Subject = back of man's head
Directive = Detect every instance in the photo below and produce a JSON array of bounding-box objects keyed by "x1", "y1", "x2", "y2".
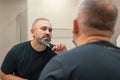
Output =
[{"x1": 76, "y1": 0, "x2": 118, "y2": 37}]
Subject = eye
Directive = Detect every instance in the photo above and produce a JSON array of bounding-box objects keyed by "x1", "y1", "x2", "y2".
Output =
[
  {"x1": 40, "y1": 26, "x2": 52, "y2": 32},
  {"x1": 49, "y1": 28, "x2": 52, "y2": 32},
  {"x1": 40, "y1": 26, "x2": 47, "y2": 31}
]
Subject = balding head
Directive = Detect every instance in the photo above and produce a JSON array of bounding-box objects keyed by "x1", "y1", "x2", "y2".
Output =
[
  {"x1": 74, "y1": 0, "x2": 118, "y2": 37},
  {"x1": 32, "y1": 18, "x2": 52, "y2": 29}
]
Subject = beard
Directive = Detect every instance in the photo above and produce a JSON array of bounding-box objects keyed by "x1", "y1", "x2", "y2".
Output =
[
  {"x1": 41, "y1": 34, "x2": 51, "y2": 42},
  {"x1": 36, "y1": 34, "x2": 51, "y2": 45}
]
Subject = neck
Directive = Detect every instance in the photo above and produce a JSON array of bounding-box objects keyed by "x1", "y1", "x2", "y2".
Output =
[
  {"x1": 86, "y1": 36, "x2": 110, "y2": 43},
  {"x1": 31, "y1": 40, "x2": 46, "y2": 52},
  {"x1": 77, "y1": 36, "x2": 110, "y2": 46}
]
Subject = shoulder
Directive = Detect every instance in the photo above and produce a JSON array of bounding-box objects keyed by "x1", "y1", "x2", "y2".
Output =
[
  {"x1": 7, "y1": 41, "x2": 31, "y2": 55},
  {"x1": 13, "y1": 41, "x2": 30, "y2": 48},
  {"x1": 11, "y1": 41, "x2": 30, "y2": 50},
  {"x1": 49, "y1": 43, "x2": 104, "y2": 64},
  {"x1": 52, "y1": 41, "x2": 120, "y2": 63}
]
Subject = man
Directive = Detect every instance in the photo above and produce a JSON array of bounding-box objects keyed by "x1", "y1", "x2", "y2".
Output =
[
  {"x1": 0, "y1": 18, "x2": 67, "y2": 80},
  {"x1": 39, "y1": 0, "x2": 120, "y2": 80}
]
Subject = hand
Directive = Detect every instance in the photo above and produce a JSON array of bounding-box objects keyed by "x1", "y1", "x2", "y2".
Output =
[
  {"x1": 52, "y1": 43, "x2": 67, "y2": 54},
  {"x1": 2, "y1": 74, "x2": 28, "y2": 80}
]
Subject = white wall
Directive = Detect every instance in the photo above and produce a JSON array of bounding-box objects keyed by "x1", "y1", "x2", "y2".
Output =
[
  {"x1": 110, "y1": 0, "x2": 120, "y2": 45},
  {"x1": 27, "y1": 0, "x2": 80, "y2": 49},
  {"x1": 0, "y1": 0, "x2": 27, "y2": 66},
  {"x1": 27, "y1": 0, "x2": 79, "y2": 29},
  {"x1": 116, "y1": 34, "x2": 120, "y2": 47}
]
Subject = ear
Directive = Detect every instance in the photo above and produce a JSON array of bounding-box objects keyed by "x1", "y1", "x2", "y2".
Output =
[
  {"x1": 112, "y1": 28, "x2": 115, "y2": 34},
  {"x1": 73, "y1": 19, "x2": 79, "y2": 34},
  {"x1": 31, "y1": 29, "x2": 35, "y2": 37},
  {"x1": 31, "y1": 29, "x2": 34, "y2": 34}
]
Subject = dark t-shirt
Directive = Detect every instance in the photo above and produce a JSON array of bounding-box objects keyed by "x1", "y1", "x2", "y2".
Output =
[
  {"x1": 39, "y1": 41, "x2": 120, "y2": 80},
  {"x1": 1, "y1": 41, "x2": 56, "y2": 80}
]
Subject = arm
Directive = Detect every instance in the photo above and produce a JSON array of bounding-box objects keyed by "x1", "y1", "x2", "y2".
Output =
[
  {"x1": 0, "y1": 71, "x2": 28, "y2": 80},
  {"x1": 0, "y1": 47, "x2": 28, "y2": 80}
]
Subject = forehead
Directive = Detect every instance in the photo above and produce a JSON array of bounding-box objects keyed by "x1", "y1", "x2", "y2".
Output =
[{"x1": 36, "y1": 20, "x2": 52, "y2": 28}]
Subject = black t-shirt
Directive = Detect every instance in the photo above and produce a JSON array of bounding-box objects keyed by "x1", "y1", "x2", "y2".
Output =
[
  {"x1": 1, "y1": 41, "x2": 56, "y2": 80},
  {"x1": 39, "y1": 41, "x2": 120, "y2": 80}
]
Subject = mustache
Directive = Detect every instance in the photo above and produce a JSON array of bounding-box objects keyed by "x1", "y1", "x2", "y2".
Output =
[
  {"x1": 40, "y1": 34, "x2": 51, "y2": 42},
  {"x1": 42, "y1": 34, "x2": 51, "y2": 39},
  {"x1": 39, "y1": 39, "x2": 54, "y2": 49}
]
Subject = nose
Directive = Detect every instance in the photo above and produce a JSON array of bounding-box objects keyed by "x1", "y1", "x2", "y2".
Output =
[{"x1": 45, "y1": 29, "x2": 51, "y2": 34}]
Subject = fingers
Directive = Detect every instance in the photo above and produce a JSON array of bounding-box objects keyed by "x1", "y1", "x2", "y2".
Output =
[{"x1": 52, "y1": 43, "x2": 67, "y2": 54}]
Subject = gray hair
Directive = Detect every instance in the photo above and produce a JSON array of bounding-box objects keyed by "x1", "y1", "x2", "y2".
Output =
[
  {"x1": 32, "y1": 18, "x2": 51, "y2": 28},
  {"x1": 77, "y1": 0, "x2": 118, "y2": 31}
]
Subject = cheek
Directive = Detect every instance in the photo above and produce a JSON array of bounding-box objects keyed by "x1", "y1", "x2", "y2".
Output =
[
  {"x1": 48, "y1": 32, "x2": 52, "y2": 37},
  {"x1": 36, "y1": 30, "x2": 43, "y2": 35},
  {"x1": 50, "y1": 33, "x2": 52, "y2": 36},
  {"x1": 73, "y1": 34, "x2": 77, "y2": 40},
  {"x1": 31, "y1": 31, "x2": 35, "y2": 37},
  {"x1": 32, "y1": 31, "x2": 39, "y2": 38}
]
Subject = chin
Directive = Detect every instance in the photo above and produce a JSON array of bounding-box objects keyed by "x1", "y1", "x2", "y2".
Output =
[{"x1": 45, "y1": 39, "x2": 51, "y2": 42}]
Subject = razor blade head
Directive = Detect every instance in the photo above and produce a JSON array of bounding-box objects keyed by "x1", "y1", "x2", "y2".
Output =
[{"x1": 39, "y1": 39, "x2": 54, "y2": 48}]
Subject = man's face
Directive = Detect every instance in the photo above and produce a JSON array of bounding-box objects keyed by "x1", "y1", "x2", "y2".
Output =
[{"x1": 31, "y1": 20, "x2": 52, "y2": 42}]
